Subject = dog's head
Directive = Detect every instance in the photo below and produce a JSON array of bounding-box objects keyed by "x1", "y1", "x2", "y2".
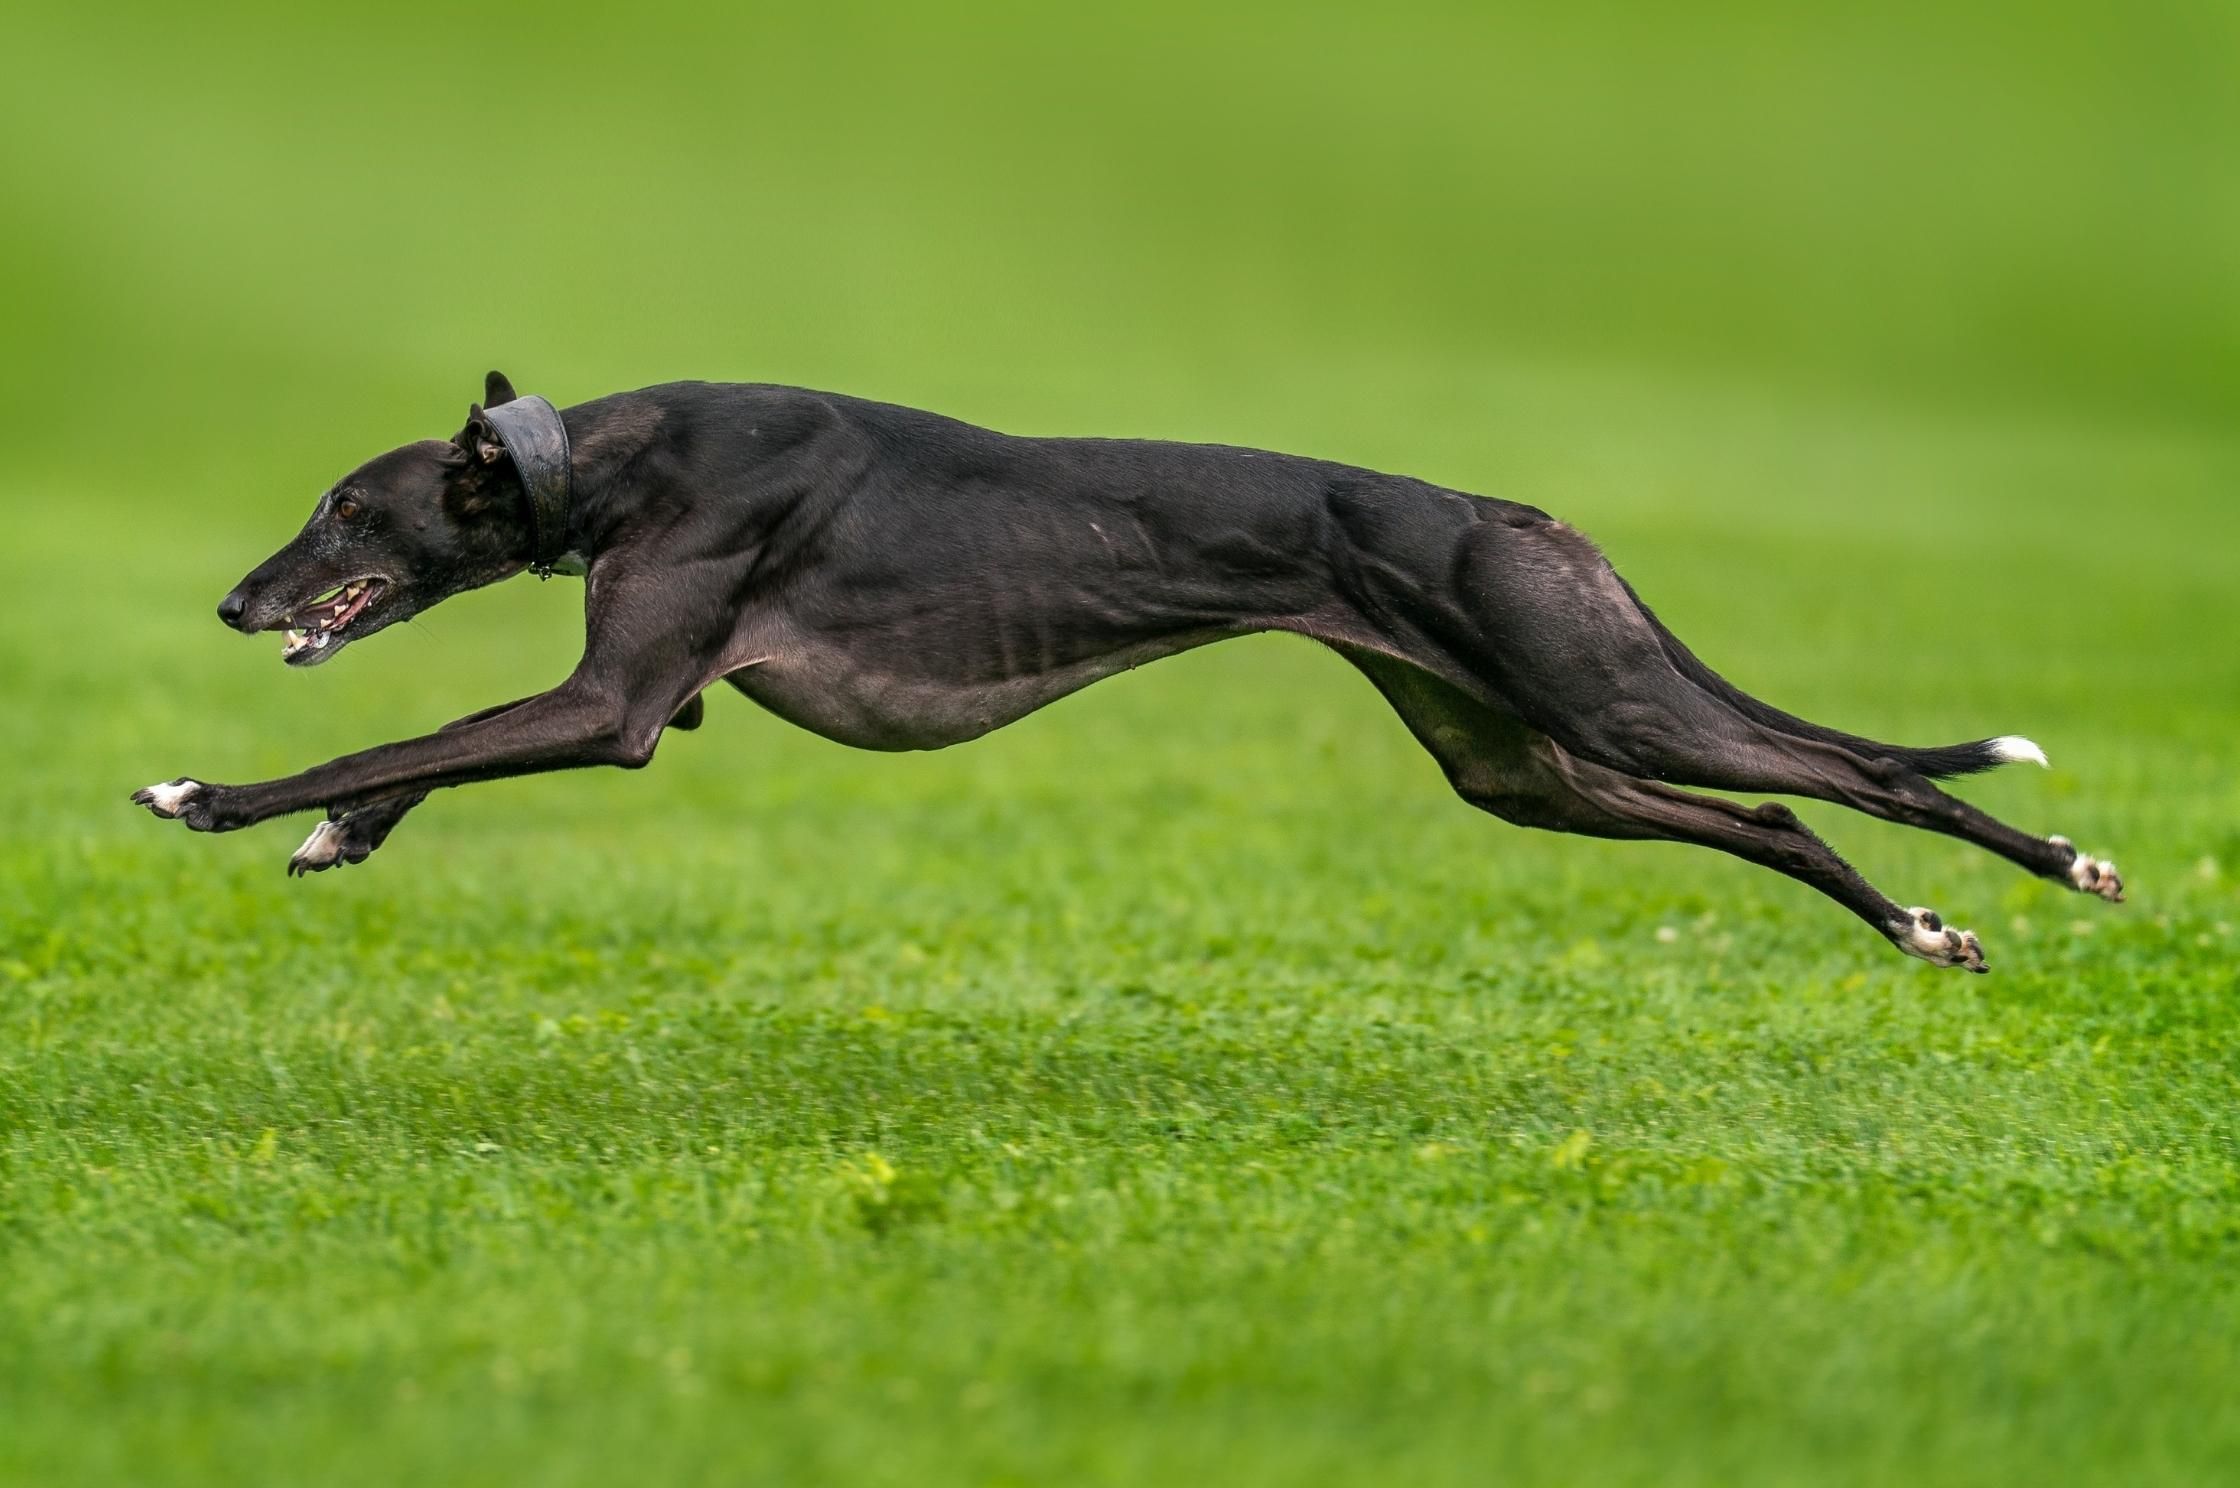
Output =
[{"x1": 216, "y1": 371, "x2": 539, "y2": 666}]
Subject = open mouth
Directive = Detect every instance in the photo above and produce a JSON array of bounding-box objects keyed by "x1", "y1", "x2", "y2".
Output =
[{"x1": 280, "y1": 578, "x2": 387, "y2": 665}]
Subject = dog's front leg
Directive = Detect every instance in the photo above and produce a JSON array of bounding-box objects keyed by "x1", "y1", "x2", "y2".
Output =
[
  {"x1": 284, "y1": 690, "x2": 710, "y2": 874},
  {"x1": 133, "y1": 675, "x2": 670, "y2": 832}
]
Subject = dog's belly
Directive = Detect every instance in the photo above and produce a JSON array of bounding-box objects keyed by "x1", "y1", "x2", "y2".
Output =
[{"x1": 720, "y1": 630, "x2": 1229, "y2": 752}]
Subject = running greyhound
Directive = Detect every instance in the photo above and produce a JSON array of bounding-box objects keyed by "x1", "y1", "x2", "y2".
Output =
[{"x1": 134, "y1": 372, "x2": 2124, "y2": 969}]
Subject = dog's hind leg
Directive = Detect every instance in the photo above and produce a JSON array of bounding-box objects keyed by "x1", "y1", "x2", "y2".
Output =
[
  {"x1": 1600, "y1": 580, "x2": 2126, "y2": 901},
  {"x1": 285, "y1": 691, "x2": 711, "y2": 875},
  {"x1": 1520, "y1": 680, "x2": 2118, "y2": 903},
  {"x1": 1344, "y1": 650, "x2": 1988, "y2": 969},
  {"x1": 1402, "y1": 517, "x2": 2120, "y2": 903},
  {"x1": 1682, "y1": 737, "x2": 2123, "y2": 903},
  {"x1": 1587, "y1": 636, "x2": 2120, "y2": 900}
]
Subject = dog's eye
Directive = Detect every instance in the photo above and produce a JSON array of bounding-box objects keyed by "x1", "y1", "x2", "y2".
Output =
[{"x1": 335, "y1": 497, "x2": 361, "y2": 521}]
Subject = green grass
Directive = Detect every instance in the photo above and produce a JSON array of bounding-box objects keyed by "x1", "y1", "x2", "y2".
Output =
[{"x1": 4, "y1": 2, "x2": 2240, "y2": 1484}]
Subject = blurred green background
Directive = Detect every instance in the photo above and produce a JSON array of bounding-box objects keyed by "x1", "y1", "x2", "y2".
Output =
[
  {"x1": 9, "y1": 0, "x2": 2238, "y2": 468},
  {"x1": 4, "y1": 3, "x2": 2238, "y2": 1485}
]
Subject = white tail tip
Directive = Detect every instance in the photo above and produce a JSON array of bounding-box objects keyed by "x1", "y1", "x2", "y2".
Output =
[{"x1": 1990, "y1": 735, "x2": 2048, "y2": 768}]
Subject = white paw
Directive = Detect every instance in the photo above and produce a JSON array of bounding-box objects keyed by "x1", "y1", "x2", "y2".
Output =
[
  {"x1": 1894, "y1": 907, "x2": 1988, "y2": 973},
  {"x1": 2049, "y1": 837, "x2": 2125, "y2": 902},
  {"x1": 288, "y1": 819, "x2": 350, "y2": 876},
  {"x1": 134, "y1": 778, "x2": 202, "y2": 818}
]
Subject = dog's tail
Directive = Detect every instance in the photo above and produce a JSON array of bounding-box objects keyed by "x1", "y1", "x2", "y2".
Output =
[{"x1": 1617, "y1": 578, "x2": 2047, "y2": 780}]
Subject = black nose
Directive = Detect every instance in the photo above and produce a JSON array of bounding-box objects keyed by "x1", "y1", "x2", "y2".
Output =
[{"x1": 217, "y1": 591, "x2": 249, "y2": 629}]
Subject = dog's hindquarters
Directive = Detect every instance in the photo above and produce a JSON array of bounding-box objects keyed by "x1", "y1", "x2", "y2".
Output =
[{"x1": 1317, "y1": 492, "x2": 2119, "y2": 932}]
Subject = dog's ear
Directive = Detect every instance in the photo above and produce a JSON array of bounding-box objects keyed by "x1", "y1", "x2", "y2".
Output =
[
  {"x1": 445, "y1": 405, "x2": 518, "y2": 521},
  {"x1": 483, "y1": 370, "x2": 518, "y2": 407},
  {"x1": 455, "y1": 403, "x2": 506, "y2": 466}
]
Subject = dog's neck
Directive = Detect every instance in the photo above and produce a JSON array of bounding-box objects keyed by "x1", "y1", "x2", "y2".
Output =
[{"x1": 543, "y1": 392, "x2": 668, "y2": 572}]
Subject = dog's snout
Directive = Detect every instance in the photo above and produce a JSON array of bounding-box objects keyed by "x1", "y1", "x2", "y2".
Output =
[{"x1": 217, "y1": 590, "x2": 250, "y2": 630}]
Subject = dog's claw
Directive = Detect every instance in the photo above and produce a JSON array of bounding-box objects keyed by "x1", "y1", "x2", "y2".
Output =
[{"x1": 1895, "y1": 907, "x2": 1989, "y2": 972}]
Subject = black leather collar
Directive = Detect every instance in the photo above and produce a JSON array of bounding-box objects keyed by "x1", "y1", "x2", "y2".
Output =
[{"x1": 482, "y1": 394, "x2": 573, "y2": 577}]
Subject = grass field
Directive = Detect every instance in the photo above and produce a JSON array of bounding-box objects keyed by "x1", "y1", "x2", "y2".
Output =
[{"x1": 5, "y1": 3, "x2": 2239, "y2": 1484}]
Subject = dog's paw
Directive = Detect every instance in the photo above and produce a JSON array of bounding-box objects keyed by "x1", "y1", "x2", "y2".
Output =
[
  {"x1": 1893, "y1": 907, "x2": 1989, "y2": 973},
  {"x1": 287, "y1": 817, "x2": 374, "y2": 877},
  {"x1": 2049, "y1": 836, "x2": 2124, "y2": 903},
  {"x1": 287, "y1": 819, "x2": 348, "y2": 876},
  {"x1": 130, "y1": 778, "x2": 243, "y2": 832},
  {"x1": 133, "y1": 778, "x2": 209, "y2": 826}
]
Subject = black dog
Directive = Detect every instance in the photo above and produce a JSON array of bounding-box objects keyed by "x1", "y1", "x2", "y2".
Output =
[{"x1": 135, "y1": 372, "x2": 2124, "y2": 969}]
